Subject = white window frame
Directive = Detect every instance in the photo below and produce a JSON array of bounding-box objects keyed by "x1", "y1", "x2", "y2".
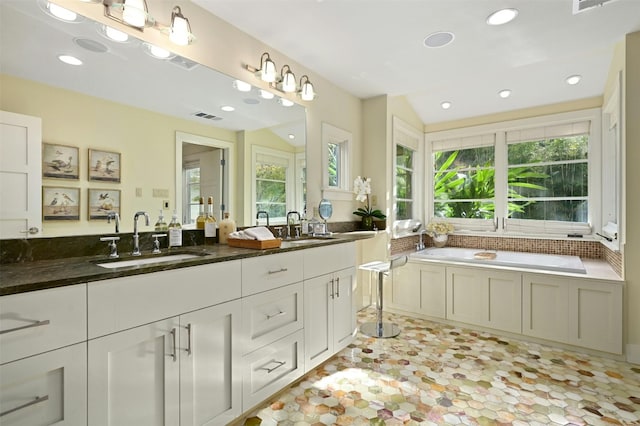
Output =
[
  {"x1": 321, "y1": 122, "x2": 352, "y2": 201},
  {"x1": 392, "y1": 117, "x2": 423, "y2": 236},
  {"x1": 425, "y1": 108, "x2": 602, "y2": 238},
  {"x1": 251, "y1": 145, "x2": 295, "y2": 225}
]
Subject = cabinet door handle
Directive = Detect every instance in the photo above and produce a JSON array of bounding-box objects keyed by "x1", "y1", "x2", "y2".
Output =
[
  {"x1": 0, "y1": 319, "x2": 50, "y2": 335},
  {"x1": 0, "y1": 395, "x2": 49, "y2": 417},
  {"x1": 268, "y1": 267, "x2": 288, "y2": 274},
  {"x1": 169, "y1": 328, "x2": 177, "y2": 362},
  {"x1": 266, "y1": 310, "x2": 286, "y2": 320},
  {"x1": 260, "y1": 360, "x2": 286, "y2": 373},
  {"x1": 19, "y1": 227, "x2": 39, "y2": 235},
  {"x1": 329, "y1": 278, "x2": 335, "y2": 299},
  {"x1": 185, "y1": 324, "x2": 192, "y2": 356},
  {"x1": 336, "y1": 277, "x2": 340, "y2": 298}
]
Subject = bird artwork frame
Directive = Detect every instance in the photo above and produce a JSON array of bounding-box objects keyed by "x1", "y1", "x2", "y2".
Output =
[
  {"x1": 42, "y1": 143, "x2": 79, "y2": 180},
  {"x1": 88, "y1": 149, "x2": 121, "y2": 183},
  {"x1": 42, "y1": 186, "x2": 80, "y2": 220},
  {"x1": 88, "y1": 189, "x2": 121, "y2": 220}
]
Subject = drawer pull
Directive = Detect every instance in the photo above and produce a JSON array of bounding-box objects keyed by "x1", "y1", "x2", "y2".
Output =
[
  {"x1": 266, "y1": 310, "x2": 286, "y2": 320},
  {"x1": 268, "y1": 267, "x2": 288, "y2": 274},
  {"x1": 0, "y1": 319, "x2": 50, "y2": 335},
  {"x1": 0, "y1": 395, "x2": 49, "y2": 417},
  {"x1": 260, "y1": 360, "x2": 286, "y2": 373},
  {"x1": 169, "y1": 328, "x2": 177, "y2": 362}
]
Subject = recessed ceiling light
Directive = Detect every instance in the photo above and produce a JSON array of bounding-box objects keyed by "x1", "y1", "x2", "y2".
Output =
[
  {"x1": 58, "y1": 55, "x2": 82, "y2": 66},
  {"x1": 441, "y1": 101, "x2": 452, "y2": 110},
  {"x1": 233, "y1": 80, "x2": 252, "y2": 92},
  {"x1": 46, "y1": 2, "x2": 78, "y2": 21},
  {"x1": 259, "y1": 90, "x2": 275, "y2": 100},
  {"x1": 423, "y1": 31, "x2": 455, "y2": 48},
  {"x1": 566, "y1": 75, "x2": 582, "y2": 85},
  {"x1": 142, "y1": 42, "x2": 172, "y2": 59},
  {"x1": 288, "y1": 134, "x2": 295, "y2": 140},
  {"x1": 100, "y1": 25, "x2": 129, "y2": 43},
  {"x1": 498, "y1": 89, "x2": 512, "y2": 98},
  {"x1": 486, "y1": 8, "x2": 518, "y2": 26},
  {"x1": 221, "y1": 106, "x2": 235, "y2": 112},
  {"x1": 279, "y1": 98, "x2": 294, "y2": 107}
]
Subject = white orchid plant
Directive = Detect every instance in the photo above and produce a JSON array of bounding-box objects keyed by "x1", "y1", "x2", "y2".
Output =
[{"x1": 352, "y1": 176, "x2": 386, "y2": 220}]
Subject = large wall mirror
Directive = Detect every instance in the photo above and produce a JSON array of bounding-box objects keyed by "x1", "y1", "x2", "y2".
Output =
[{"x1": 0, "y1": 0, "x2": 306, "y2": 233}]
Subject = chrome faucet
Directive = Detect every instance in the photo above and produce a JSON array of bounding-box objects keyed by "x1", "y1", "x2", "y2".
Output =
[
  {"x1": 256, "y1": 210, "x2": 270, "y2": 226},
  {"x1": 285, "y1": 211, "x2": 301, "y2": 239},
  {"x1": 107, "y1": 212, "x2": 120, "y2": 233},
  {"x1": 417, "y1": 229, "x2": 428, "y2": 251},
  {"x1": 132, "y1": 211, "x2": 150, "y2": 256}
]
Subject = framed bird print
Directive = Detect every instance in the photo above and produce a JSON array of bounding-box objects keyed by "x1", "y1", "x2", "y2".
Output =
[
  {"x1": 42, "y1": 186, "x2": 80, "y2": 220},
  {"x1": 42, "y1": 143, "x2": 79, "y2": 180},
  {"x1": 89, "y1": 149, "x2": 121, "y2": 183},
  {"x1": 88, "y1": 189, "x2": 121, "y2": 220}
]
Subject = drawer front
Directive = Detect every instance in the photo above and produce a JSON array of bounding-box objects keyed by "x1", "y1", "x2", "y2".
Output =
[
  {"x1": 303, "y1": 242, "x2": 356, "y2": 279},
  {"x1": 88, "y1": 260, "x2": 241, "y2": 339},
  {"x1": 242, "y1": 282, "x2": 303, "y2": 354},
  {"x1": 0, "y1": 284, "x2": 86, "y2": 364},
  {"x1": 242, "y1": 329, "x2": 304, "y2": 411},
  {"x1": 241, "y1": 251, "x2": 304, "y2": 296},
  {"x1": 0, "y1": 342, "x2": 87, "y2": 425}
]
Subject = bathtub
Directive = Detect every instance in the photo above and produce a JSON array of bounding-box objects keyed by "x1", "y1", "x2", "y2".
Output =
[{"x1": 410, "y1": 247, "x2": 586, "y2": 274}]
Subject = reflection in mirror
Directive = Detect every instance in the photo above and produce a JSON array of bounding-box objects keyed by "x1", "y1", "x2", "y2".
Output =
[{"x1": 0, "y1": 0, "x2": 305, "y2": 233}]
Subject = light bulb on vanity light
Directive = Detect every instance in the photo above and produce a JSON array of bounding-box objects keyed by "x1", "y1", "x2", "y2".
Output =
[
  {"x1": 299, "y1": 75, "x2": 315, "y2": 101},
  {"x1": 259, "y1": 53, "x2": 276, "y2": 83},
  {"x1": 122, "y1": 0, "x2": 147, "y2": 28},
  {"x1": 169, "y1": 6, "x2": 192, "y2": 46}
]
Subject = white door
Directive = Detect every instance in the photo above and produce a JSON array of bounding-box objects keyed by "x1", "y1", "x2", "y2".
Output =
[
  {"x1": 88, "y1": 318, "x2": 180, "y2": 426},
  {"x1": 333, "y1": 268, "x2": 356, "y2": 351},
  {"x1": 180, "y1": 300, "x2": 242, "y2": 426},
  {"x1": 0, "y1": 110, "x2": 42, "y2": 239}
]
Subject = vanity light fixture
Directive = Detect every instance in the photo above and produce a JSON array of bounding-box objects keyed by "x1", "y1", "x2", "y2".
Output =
[
  {"x1": 566, "y1": 74, "x2": 582, "y2": 85},
  {"x1": 103, "y1": 0, "x2": 154, "y2": 31},
  {"x1": 169, "y1": 6, "x2": 194, "y2": 46},
  {"x1": 259, "y1": 53, "x2": 277, "y2": 83},
  {"x1": 299, "y1": 75, "x2": 316, "y2": 101},
  {"x1": 280, "y1": 65, "x2": 297, "y2": 93},
  {"x1": 498, "y1": 89, "x2": 512, "y2": 98}
]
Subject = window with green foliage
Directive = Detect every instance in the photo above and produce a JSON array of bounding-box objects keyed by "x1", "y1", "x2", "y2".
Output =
[
  {"x1": 328, "y1": 142, "x2": 340, "y2": 187},
  {"x1": 256, "y1": 162, "x2": 287, "y2": 220},
  {"x1": 184, "y1": 164, "x2": 200, "y2": 225},
  {"x1": 395, "y1": 145, "x2": 414, "y2": 220}
]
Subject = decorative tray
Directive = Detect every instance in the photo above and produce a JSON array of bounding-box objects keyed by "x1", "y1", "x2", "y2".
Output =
[{"x1": 227, "y1": 238, "x2": 282, "y2": 250}]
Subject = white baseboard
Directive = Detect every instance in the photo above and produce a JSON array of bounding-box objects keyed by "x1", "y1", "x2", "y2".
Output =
[{"x1": 626, "y1": 343, "x2": 640, "y2": 365}]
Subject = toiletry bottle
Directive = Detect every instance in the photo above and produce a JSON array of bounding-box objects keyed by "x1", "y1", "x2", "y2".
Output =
[
  {"x1": 154, "y1": 210, "x2": 168, "y2": 232},
  {"x1": 168, "y1": 210, "x2": 182, "y2": 247},
  {"x1": 218, "y1": 212, "x2": 236, "y2": 244},
  {"x1": 204, "y1": 196, "x2": 217, "y2": 244},
  {"x1": 196, "y1": 196, "x2": 206, "y2": 230}
]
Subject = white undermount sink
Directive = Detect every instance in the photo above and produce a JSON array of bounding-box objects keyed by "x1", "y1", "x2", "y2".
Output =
[{"x1": 95, "y1": 253, "x2": 201, "y2": 269}]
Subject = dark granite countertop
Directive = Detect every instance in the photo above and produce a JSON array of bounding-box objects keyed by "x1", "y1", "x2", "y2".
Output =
[{"x1": 0, "y1": 233, "x2": 374, "y2": 296}]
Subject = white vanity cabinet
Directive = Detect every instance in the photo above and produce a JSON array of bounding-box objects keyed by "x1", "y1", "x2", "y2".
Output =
[
  {"x1": 389, "y1": 262, "x2": 446, "y2": 319},
  {"x1": 303, "y1": 243, "x2": 356, "y2": 372},
  {"x1": 0, "y1": 284, "x2": 87, "y2": 425},
  {"x1": 447, "y1": 266, "x2": 522, "y2": 334},
  {"x1": 523, "y1": 273, "x2": 623, "y2": 354},
  {"x1": 87, "y1": 261, "x2": 243, "y2": 425}
]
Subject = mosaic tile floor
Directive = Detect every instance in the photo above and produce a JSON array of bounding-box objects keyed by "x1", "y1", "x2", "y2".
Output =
[{"x1": 243, "y1": 309, "x2": 640, "y2": 426}]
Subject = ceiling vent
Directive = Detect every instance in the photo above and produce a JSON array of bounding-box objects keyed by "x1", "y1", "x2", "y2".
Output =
[
  {"x1": 573, "y1": 0, "x2": 618, "y2": 14},
  {"x1": 193, "y1": 112, "x2": 222, "y2": 121},
  {"x1": 169, "y1": 55, "x2": 199, "y2": 70}
]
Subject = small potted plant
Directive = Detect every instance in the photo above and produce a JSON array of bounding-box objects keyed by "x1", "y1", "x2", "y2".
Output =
[
  {"x1": 353, "y1": 176, "x2": 386, "y2": 230},
  {"x1": 426, "y1": 220, "x2": 455, "y2": 247}
]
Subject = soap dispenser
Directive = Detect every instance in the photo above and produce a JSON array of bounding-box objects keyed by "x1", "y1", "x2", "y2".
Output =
[{"x1": 154, "y1": 210, "x2": 168, "y2": 232}]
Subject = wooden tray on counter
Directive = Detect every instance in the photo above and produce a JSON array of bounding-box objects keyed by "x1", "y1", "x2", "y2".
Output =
[{"x1": 227, "y1": 238, "x2": 282, "y2": 250}]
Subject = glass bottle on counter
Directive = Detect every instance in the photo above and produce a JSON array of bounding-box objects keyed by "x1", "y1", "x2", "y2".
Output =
[
  {"x1": 154, "y1": 210, "x2": 168, "y2": 232},
  {"x1": 218, "y1": 212, "x2": 236, "y2": 244},
  {"x1": 196, "y1": 196, "x2": 206, "y2": 230},
  {"x1": 168, "y1": 210, "x2": 182, "y2": 247},
  {"x1": 204, "y1": 196, "x2": 217, "y2": 244}
]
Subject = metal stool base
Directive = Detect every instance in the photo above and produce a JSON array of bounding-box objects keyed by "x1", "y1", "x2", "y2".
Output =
[{"x1": 360, "y1": 322, "x2": 400, "y2": 338}]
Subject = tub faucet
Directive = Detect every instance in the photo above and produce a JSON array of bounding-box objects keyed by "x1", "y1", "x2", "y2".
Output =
[
  {"x1": 417, "y1": 230, "x2": 428, "y2": 251},
  {"x1": 286, "y1": 211, "x2": 301, "y2": 239},
  {"x1": 132, "y1": 211, "x2": 150, "y2": 256},
  {"x1": 107, "y1": 212, "x2": 120, "y2": 233},
  {"x1": 256, "y1": 210, "x2": 270, "y2": 226}
]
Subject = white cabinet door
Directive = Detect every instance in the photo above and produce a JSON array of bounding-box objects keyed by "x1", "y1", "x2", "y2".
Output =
[
  {"x1": 0, "y1": 110, "x2": 42, "y2": 239},
  {"x1": 390, "y1": 263, "x2": 421, "y2": 313},
  {"x1": 569, "y1": 279, "x2": 622, "y2": 354},
  {"x1": 388, "y1": 262, "x2": 446, "y2": 319},
  {"x1": 446, "y1": 267, "x2": 488, "y2": 325},
  {"x1": 486, "y1": 271, "x2": 521, "y2": 334},
  {"x1": 180, "y1": 300, "x2": 242, "y2": 426},
  {"x1": 332, "y1": 267, "x2": 356, "y2": 352},
  {"x1": 304, "y1": 267, "x2": 356, "y2": 372},
  {"x1": 0, "y1": 343, "x2": 86, "y2": 426},
  {"x1": 88, "y1": 317, "x2": 180, "y2": 426},
  {"x1": 419, "y1": 264, "x2": 446, "y2": 319},
  {"x1": 522, "y1": 274, "x2": 570, "y2": 342}
]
